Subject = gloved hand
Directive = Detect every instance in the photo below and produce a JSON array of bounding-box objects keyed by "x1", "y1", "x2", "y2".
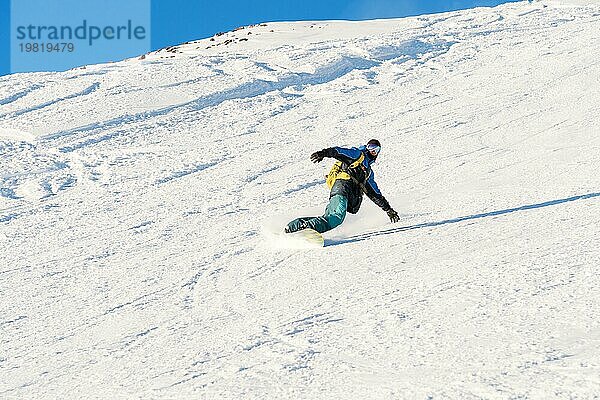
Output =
[
  {"x1": 310, "y1": 150, "x2": 326, "y2": 163},
  {"x1": 386, "y1": 208, "x2": 400, "y2": 223}
]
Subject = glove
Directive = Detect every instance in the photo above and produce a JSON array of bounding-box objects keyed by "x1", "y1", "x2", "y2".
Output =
[
  {"x1": 386, "y1": 208, "x2": 399, "y2": 223},
  {"x1": 310, "y1": 150, "x2": 326, "y2": 163}
]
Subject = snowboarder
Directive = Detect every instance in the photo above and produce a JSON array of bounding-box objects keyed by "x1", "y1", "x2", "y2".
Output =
[{"x1": 286, "y1": 139, "x2": 400, "y2": 234}]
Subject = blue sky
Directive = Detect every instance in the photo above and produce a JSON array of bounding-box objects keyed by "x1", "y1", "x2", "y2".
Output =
[
  {"x1": 150, "y1": 0, "x2": 519, "y2": 49},
  {"x1": 0, "y1": 0, "x2": 519, "y2": 76}
]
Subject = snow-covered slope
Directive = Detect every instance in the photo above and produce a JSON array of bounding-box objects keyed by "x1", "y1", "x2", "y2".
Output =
[{"x1": 1, "y1": 0, "x2": 600, "y2": 398}]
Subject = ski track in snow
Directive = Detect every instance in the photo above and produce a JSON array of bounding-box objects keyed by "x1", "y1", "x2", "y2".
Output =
[
  {"x1": 40, "y1": 39, "x2": 451, "y2": 144},
  {"x1": 6, "y1": 82, "x2": 100, "y2": 118},
  {"x1": 1, "y1": 1, "x2": 600, "y2": 398},
  {"x1": 0, "y1": 84, "x2": 43, "y2": 106}
]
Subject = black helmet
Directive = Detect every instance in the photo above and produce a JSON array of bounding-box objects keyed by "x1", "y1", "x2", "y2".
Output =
[{"x1": 366, "y1": 139, "x2": 381, "y2": 159}]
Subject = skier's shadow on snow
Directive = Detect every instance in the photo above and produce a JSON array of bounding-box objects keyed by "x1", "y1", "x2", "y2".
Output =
[{"x1": 326, "y1": 192, "x2": 600, "y2": 246}]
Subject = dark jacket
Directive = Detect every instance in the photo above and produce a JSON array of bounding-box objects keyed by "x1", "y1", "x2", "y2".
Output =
[{"x1": 322, "y1": 146, "x2": 391, "y2": 214}]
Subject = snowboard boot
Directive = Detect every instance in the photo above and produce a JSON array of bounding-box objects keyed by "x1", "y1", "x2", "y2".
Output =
[{"x1": 285, "y1": 219, "x2": 308, "y2": 233}]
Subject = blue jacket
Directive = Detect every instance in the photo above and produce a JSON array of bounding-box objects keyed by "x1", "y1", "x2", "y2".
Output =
[{"x1": 323, "y1": 146, "x2": 391, "y2": 214}]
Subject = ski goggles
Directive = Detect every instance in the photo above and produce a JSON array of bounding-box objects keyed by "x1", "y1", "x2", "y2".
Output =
[{"x1": 366, "y1": 143, "x2": 381, "y2": 156}]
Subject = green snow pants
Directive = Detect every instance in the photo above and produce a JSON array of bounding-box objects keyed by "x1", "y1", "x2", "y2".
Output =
[{"x1": 287, "y1": 194, "x2": 348, "y2": 234}]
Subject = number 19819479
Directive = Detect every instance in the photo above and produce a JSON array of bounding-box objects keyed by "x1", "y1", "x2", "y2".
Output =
[{"x1": 19, "y1": 43, "x2": 75, "y2": 52}]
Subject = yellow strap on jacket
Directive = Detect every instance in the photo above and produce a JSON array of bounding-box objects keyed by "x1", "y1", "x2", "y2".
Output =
[{"x1": 325, "y1": 153, "x2": 365, "y2": 189}]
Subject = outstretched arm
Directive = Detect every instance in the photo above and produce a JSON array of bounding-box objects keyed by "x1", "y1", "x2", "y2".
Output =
[
  {"x1": 310, "y1": 147, "x2": 362, "y2": 164},
  {"x1": 365, "y1": 173, "x2": 400, "y2": 223}
]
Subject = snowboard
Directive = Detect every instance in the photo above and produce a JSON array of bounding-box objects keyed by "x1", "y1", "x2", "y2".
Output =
[
  {"x1": 262, "y1": 226, "x2": 324, "y2": 248},
  {"x1": 287, "y1": 228, "x2": 324, "y2": 248}
]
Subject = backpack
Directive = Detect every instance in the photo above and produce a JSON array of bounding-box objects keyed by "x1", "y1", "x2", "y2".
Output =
[
  {"x1": 325, "y1": 153, "x2": 367, "y2": 189},
  {"x1": 326, "y1": 161, "x2": 343, "y2": 189}
]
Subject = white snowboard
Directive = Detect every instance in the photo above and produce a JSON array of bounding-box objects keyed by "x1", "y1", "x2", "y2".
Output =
[{"x1": 261, "y1": 226, "x2": 324, "y2": 249}]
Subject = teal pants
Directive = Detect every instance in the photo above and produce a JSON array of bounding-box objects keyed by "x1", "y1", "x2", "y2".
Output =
[{"x1": 287, "y1": 195, "x2": 348, "y2": 233}]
